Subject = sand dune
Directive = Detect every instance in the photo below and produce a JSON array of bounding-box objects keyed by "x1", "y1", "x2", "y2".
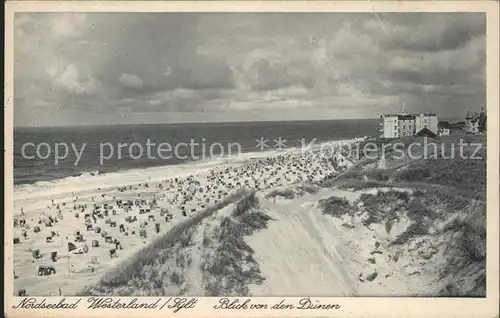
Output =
[
  {"x1": 13, "y1": 140, "x2": 352, "y2": 296},
  {"x1": 13, "y1": 138, "x2": 485, "y2": 297}
]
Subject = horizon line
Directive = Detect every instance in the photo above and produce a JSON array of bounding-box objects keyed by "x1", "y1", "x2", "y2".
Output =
[
  {"x1": 13, "y1": 117, "x2": 382, "y2": 129},
  {"x1": 13, "y1": 115, "x2": 466, "y2": 129}
]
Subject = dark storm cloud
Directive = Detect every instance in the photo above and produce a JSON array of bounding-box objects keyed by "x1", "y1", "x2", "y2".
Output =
[
  {"x1": 13, "y1": 12, "x2": 486, "y2": 126},
  {"x1": 374, "y1": 13, "x2": 485, "y2": 52}
]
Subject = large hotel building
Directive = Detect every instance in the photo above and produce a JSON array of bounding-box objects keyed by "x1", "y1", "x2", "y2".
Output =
[{"x1": 379, "y1": 113, "x2": 439, "y2": 139}]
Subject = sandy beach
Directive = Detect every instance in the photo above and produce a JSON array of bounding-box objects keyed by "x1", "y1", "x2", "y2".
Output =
[
  {"x1": 12, "y1": 134, "x2": 487, "y2": 298},
  {"x1": 13, "y1": 140, "x2": 354, "y2": 296}
]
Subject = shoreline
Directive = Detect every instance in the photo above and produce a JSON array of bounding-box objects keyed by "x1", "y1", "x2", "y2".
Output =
[
  {"x1": 13, "y1": 137, "x2": 356, "y2": 296},
  {"x1": 12, "y1": 133, "x2": 487, "y2": 297},
  {"x1": 14, "y1": 137, "x2": 357, "y2": 189},
  {"x1": 13, "y1": 138, "x2": 355, "y2": 200}
]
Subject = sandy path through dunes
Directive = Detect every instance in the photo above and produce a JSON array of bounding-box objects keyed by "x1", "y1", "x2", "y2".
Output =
[{"x1": 247, "y1": 189, "x2": 363, "y2": 296}]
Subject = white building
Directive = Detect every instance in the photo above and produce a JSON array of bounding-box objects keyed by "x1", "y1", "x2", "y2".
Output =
[
  {"x1": 415, "y1": 113, "x2": 438, "y2": 134},
  {"x1": 465, "y1": 111, "x2": 483, "y2": 134},
  {"x1": 380, "y1": 113, "x2": 439, "y2": 139},
  {"x1": 438, "y1": 122, "x2": 451, "y2": 136},
  {"x1": 379, "y1": 114, "x2": 399, "y2": 138}
]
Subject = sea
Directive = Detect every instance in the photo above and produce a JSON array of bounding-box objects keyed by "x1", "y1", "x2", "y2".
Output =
[{"x1": 14, "y1": 119, "x2": 378, "y2": 186}]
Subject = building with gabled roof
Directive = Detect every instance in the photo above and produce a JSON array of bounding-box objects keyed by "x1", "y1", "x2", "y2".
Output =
[{"x1": 379, "y1": 112, "x2": 438, "y2": 139}]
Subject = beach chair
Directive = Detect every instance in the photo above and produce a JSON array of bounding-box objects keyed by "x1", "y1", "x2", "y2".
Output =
[
  {"x1": 37, "y1": 265, "x2": 55, "y2": 276},
  {"x1": 32, "y1": 249, "x2": 41, "y2": 259},
  {"x1": 68, "y1": 242, "x2": 77, "y2": 252},
  {"x1": 73, "y1": 248, "x2": 84, "y2": 255}
]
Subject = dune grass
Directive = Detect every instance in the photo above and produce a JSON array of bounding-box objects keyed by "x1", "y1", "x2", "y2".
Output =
[
  {"x1": 265, "y1": 184, "x2": 319, "y2": 200},
  {"x1": 350, "y1": 186, "x2": 486, "y2": 296},
  {"x1": 438, "y1": 200, "x2": 486, "y2": 297},
  {"x1": 318, "y1": 196, "x2": 355, "y2": 218},
  {"x1": 79, "y1": 189, "x2": 250, "y2": 296},
  {"x1": 203, "y1": 194, "x2": 273, "y2": 296},
  {"x1": 323, "y1": 136, "x2": 486, "y2": 199}
]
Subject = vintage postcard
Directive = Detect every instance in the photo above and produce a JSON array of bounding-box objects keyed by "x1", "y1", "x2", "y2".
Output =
[{"x1": 4, "y1": 1, "x2": 500, "y2": 317}]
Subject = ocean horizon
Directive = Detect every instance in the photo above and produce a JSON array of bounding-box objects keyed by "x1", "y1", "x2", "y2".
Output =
[{"x1": 14, "y1": 119, "x2": 380, "y2": 186}]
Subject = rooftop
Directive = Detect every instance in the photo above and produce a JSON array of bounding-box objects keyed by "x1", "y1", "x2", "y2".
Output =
[{"x1": 381, "y1": 113, "x2": 437, "y2": 117}]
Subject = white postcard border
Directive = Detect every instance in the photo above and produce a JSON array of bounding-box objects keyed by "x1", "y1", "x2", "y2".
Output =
[{"x1": 4, "y1": 1, "x2": 499, "y2": 317}]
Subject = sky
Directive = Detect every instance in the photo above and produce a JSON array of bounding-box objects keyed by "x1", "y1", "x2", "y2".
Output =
[{"x1": 14, "y1": 12, "x2": 486, "y2": 127}]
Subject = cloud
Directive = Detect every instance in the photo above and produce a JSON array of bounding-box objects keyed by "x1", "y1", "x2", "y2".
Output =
[
  {"x1": 118, "y1": 73, "x2": 143, "y2": 89},
  {"x1": 368, "y1": 13, "x2": 485, "y2": 52},
  {"x1": 47, "y1": 64, "x2": 97, "y2": 95},
  {"x1": 49, "y1": 13, "x2": 88, "y2": 38},
  {"x1": 13, "y1": 12, "x2": 486, "y2": 126}
]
